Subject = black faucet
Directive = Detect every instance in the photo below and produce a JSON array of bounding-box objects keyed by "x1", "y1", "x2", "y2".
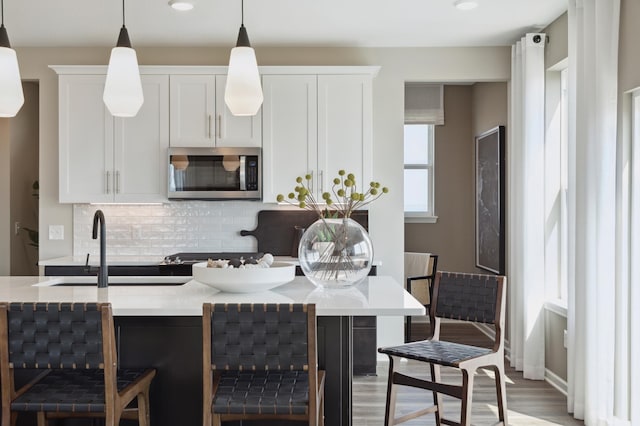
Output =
[{"x1": 92, "y1": 210, "x2": 108, "y2": 288}]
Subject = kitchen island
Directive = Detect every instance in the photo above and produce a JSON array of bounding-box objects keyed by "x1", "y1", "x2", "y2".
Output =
[{"x1": 0, "y1": 275, "x2": 424, "y2": 426}]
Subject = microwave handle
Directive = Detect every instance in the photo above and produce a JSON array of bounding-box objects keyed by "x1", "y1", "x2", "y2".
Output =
[{"x1": 239, "y1": 156, "x2": 246, "y2": 190}]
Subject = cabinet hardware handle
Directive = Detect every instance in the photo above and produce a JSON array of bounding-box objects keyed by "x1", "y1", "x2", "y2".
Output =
[
  {"x1": 106, "y1": 171, "x2": 110, "y2": 194},
  {"x1": 115, "y1": 171, "x2": 120, "y2": 194},
  {"x1": 217, "y1": 114, "x2": 223, "y2": 139},
  {"x1": 208, "y1": 115, "x2": 212, "y2": 139},
  {"x1": 319, "y1": 170, "x2": 324, "y2": 194},
  {"x1": 310, "y1": 170, "x2": 314, "y2": 193}
]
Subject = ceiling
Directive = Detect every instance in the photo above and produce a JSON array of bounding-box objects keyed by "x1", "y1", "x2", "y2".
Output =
[{"x1": 4, "y1": 0, "x2": 566, "y2": 48}]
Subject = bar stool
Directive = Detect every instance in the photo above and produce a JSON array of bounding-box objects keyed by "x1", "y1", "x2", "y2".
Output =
[
  {"x1": 379, "y1": 272, "x2": 508, "y2": 426},
  {"x1": 0, "y1": 302, "x2": 156, "y2": 426},
  {"x1": 202, "y1": 303, "x2": 325, "y2": 426}
]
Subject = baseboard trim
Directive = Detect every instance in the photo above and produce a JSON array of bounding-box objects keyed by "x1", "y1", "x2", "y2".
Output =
[
  {"x1": 472, "y1": 324, "x2": 567, "y2": 395},
  {"x1": 545, "y1": 368, "x2": 568, "y2": 396}
]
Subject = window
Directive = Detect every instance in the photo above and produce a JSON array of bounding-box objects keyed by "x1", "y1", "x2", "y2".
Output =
[
  {"x1": 558, "y1": 67, "x2": 569, "y2": 302},
  {"x1": 404, "y1": 124, "x2": 435, "y2": 220},
  {"x1": 544, "y1": 63, "x2": 569, "y2": 310},
  {"x1": 403, "y1": 82, "x2": 442, "y2": 223}
]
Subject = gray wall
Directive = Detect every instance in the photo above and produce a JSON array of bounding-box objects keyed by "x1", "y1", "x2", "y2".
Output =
[
  {"x1": 405, "y1": 82, "x2": 507, "y2": 274},
  {"x1": 405, "y1": 85, "x2": 474, "y2": 271},
  {"x1": 10, "y1": 82, "x2": 40, "y2": 276},
  {"x1": 545, "y1": 13, "x2": 568, "y2": 67}
]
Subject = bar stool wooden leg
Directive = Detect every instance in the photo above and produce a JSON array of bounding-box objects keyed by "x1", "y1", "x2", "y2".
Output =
[
  {"x1": 494, "y1": 364, "x2": 509, "y2": 425},
  {"x1": 431, "y1": 363, "x2": 444, "y2": 426},
  {"x1": 460, "y1": 369, "x2": 475, "y2": 426},
  {"x1": 212, "y1": 413, "x2": 221, "y2": 426},
  {"x1": 36, "y1": 412, "x2": 46, "y2": 426},
  {"x1": 384, "y1": 356, "x2": 399, "y2": 426}
]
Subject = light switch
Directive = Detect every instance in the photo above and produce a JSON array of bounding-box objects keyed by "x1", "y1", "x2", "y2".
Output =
[{"x1": 49, "y1": 225, "x2": 64, "y2": 240}]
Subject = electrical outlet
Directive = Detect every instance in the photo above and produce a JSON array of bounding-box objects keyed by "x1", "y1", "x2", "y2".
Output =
[
  {"x1": 14, "y1": 222, "x2": 20, "y2": 236},
  {"x1": 563, "y1": 329, "x2": 568, "y2": 348},
  {"x1": 49, "y1": 225, "x2": 64, "y2": 240}
]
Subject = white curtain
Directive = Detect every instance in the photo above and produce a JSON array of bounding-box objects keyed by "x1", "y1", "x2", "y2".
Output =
[
  {"x1": 508, "y1": 33, "x2": 546, "y2": 380},
  {"x1": 629, "y1": 92, "x2": 640, "y2": 425},
  {"x1": 566, "y1": 0, "x2": 620, "y2": 423}
]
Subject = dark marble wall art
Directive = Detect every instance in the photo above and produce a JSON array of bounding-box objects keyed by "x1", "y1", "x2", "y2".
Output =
[{"x1": 475, "y1": 126, "x2": 505, "y2": 274}]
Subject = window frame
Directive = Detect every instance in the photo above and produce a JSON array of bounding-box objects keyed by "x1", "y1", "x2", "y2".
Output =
[
  {"x1": 404, "y1": 123, "x2": 437, "y2": 223},
  {"x1": 544, "y1": 61, "x2": 569, "y2": 313}
]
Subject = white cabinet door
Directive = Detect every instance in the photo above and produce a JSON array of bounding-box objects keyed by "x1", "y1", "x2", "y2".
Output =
[
  {"x1": 262, "y1": 74, "x2": 373, "y2": 203},
  {"x1": 317, "y1": 75, "x2": 373, "y2": 197},
  {"x1": 59, "y1": 75, "x2": 114, "y2": 203},
  {"x1": 169, "y1": 75, "x2": 261, "y2": 148},
  {"x1": 214, "y1": 75, "x2": 262, "y2": 147},
  {"x1": 114, "y1": 75, "x2": 170, "y2": 203},
  {"x1": 262, "y1": 75, "x2": 317, "y2": 202},
  {"x1": 169, "y1": 75, "x2": 216, "y2": 147},
  {"x1": 59, "y1": 74, "x2": 170, "y2": 203}
]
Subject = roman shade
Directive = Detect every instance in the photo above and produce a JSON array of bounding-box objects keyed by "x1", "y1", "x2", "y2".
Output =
[{"x1": 404, "y1": 83, "x2": 444, "y2": 125}]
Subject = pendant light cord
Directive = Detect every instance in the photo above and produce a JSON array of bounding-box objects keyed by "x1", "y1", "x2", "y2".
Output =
[
  {"x1": 1, "y1": 0, "x2": 4, "y2": 26},
  {"x1": 122, "y1": 0, "x2": 126, "y2": 27},
  {"x1": 241, "y1": 0, "x2": 244, "y2": 25}
]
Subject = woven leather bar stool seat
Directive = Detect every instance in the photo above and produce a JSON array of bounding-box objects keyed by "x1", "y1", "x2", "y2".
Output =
[
  {"x1": 202, "y1": 303, "x2": 325, "y2": 426},
  {"x1": 214, "y1": 370, "x2": 310, "y2": 415},
  {"x1": 379, "y1": 271, "x2": 508, "y2": 426},
  {"x1": 0, "y1": 302, "x2": 156, "y2": 426}
]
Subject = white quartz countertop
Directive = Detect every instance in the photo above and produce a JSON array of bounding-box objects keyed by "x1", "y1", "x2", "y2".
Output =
[{"x1": 0, "y1": 275, "x2": 424, "y2": 317}]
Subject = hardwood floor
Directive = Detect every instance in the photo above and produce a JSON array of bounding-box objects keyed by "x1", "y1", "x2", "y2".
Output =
[{"x1": 353, "y1": 322, "x2": 584, "y2": 426}]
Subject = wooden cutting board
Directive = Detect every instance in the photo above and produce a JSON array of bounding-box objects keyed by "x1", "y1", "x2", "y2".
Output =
[{"x1": 240, "y1": 210, "x2": 369, "y2": 256}]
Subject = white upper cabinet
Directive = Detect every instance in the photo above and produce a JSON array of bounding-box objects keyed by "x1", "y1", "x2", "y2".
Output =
[
  {"x1": 262, "y1": 75, "x2": 318, "y2": 203},
  {"x1": 169, "y1": 75, "x2": 215, "y2": 147},
  {"x1": 58, "y1": 73, "x2": 169, "y2": 203},
  {"x1": 169, "y1": 74, "x2": 261, "y2": 148},
  {"x1": 54, "y1": 65, "x2": 377, "y2": 204},
  {"x1": 59, "y1": 75, "x2": 114, "y2": 203},
  {"x1": 262, "y1": 72, "x2": 374, "y2": 203},
  {"x1": 214, "y1": 75, "x2": 262, "y2": 147},
  {"x1": 115, "y1": 75, "x2": 170, "y2": 203},
  {"x1": 317, "y1": 75, "x2": 373, "y2": 197}
]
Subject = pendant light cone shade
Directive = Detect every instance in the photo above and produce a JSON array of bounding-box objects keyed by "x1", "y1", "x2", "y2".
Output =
[
  {"x1": 224, "y1": 44, "x2": 263, "y2": 116},
  {"x1": 0, "y1": 25, "x2": 24, "y2": 117},
  {"x1": 104, "y1": 44, "x2": 144, "y2": 117},
  {"x1": 224, "y1": 8, "x2": 263, "y2": 117},
  {"x1": 103, "y1": 4, "x2": 144, "y2": 118}
]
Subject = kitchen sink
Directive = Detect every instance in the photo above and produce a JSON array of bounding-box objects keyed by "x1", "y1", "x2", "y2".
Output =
[{"x1": 35, "y1": 277, "x2": 192, "y2": 287}]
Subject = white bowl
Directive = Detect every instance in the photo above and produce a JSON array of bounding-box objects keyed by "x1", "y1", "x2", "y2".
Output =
[{"x1": 192, "y1": 261, "x2": 295, "y2": 293}]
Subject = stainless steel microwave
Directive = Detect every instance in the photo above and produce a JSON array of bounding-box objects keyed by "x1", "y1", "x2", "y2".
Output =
[{"x1": 168, "y1": 147, "x2": 261, "y2": 200}]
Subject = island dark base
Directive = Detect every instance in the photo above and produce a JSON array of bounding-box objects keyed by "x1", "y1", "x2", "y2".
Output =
[
  {"x1": 118, "y1": 315, "x2": 352, "y2": 426},
  {"x1": 7, "y1": 316, "x2": 352, "y2": 426}
]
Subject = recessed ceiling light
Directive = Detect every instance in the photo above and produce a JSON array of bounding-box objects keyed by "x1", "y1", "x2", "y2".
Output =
[
  {"x1": 454, "y1": 0, "x2": 478, "y2": 10},
  {"x1": 168, "y1": 0, "x2": 194, "y2": 11}
]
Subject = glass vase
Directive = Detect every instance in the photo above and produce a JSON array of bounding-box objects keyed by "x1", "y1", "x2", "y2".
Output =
[{"x1": 298, "y1": 217, "x2": 373, "y2": 288}]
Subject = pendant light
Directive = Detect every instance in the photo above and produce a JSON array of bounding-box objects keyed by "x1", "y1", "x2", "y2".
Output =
[
  {"x1": 103, "y1": 0, "x2": 144, "y2": 117},
  {"x1": 0, "y1": 0, "x2": 23, "y2": 117},
  {"x1": 224, "y1": 0, "x2": 263, "y2": 116}
]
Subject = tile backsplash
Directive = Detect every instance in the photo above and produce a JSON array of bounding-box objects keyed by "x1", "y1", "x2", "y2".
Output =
[{"x1": 73, "y1": 202, "x2": 268, "y2": 256}]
